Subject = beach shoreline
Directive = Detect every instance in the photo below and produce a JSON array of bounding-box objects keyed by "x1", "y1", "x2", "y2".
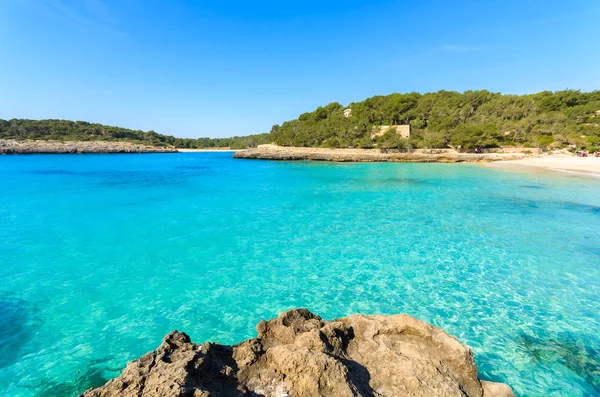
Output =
[
  {"x1": 234, "y1": 145, "x2": 600, "y2": 177},
  {"x1": 3, "y1": 141, "x2": 598, "y2": 178},
  {"x1": 485, "y1": 155, "x2": 600, "y2": 177}
]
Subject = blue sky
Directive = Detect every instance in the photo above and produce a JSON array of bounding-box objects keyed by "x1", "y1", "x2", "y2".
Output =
[{"x1": 1, "y1": 0, "x2": 599, "y2": 138}]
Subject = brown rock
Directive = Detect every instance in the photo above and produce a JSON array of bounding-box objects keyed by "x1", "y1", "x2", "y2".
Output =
[
  {"x1": 0, "y1": 140, "x2": 177, "y2": 154},
  {"x1": 82, "y1": 309, "x2": 515, "y2": 397},
  {"x1": 233, "y1": 145, "x2": 529, "y2": 163}
]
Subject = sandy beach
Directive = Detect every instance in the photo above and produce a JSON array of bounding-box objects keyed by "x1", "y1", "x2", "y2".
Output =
[{"x1": 488, "y1": 155, "x2": 600, "y2": 177}]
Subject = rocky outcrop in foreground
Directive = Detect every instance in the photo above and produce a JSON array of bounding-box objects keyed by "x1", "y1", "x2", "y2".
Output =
[
  {"x1": 83, "y1": 309, "x2": 514, "y2": 397},
  {"x1": 0, "y1": 140, "x2": 177, "y2": 154},
  {"x1": 234, "y1": 145, "x2": 528, "y2": 163}
]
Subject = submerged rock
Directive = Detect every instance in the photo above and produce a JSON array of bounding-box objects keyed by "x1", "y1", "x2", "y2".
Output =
[{"x1": 82, "y1": 309, "x2": 514, "y2": 397}]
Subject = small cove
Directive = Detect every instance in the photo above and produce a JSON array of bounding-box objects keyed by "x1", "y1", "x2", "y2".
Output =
[{"x1": 0, "y1": 153, "x2": 599, "y2": 396}]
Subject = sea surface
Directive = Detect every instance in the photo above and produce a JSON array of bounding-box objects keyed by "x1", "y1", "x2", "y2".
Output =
[{"x1": 0, "y1": 153, "x2": 599, "y2": 397}]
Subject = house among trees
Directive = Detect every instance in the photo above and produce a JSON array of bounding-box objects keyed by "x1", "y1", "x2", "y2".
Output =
[
  {"x1": 270, "y1": 90, "x2": 600, "y2": 150},
  {"x1": 371, "y1": 125, "x2": 411, "y2": 139}
]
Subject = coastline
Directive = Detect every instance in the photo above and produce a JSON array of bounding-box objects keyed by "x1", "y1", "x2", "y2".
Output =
[
  {"x1": 233, "y1": 144, "x2": 529, "y2": 163},
  {"x1": 0, "y1": 140, "x2": 177, "y2": 154},
  {"x1": 0, "y1": 141, "x2": 240, "y2": 154},
  {"x1": 4, "y1": 141, "x2": 597, "y2": 178},
  {"x1": 177, "y1": 148, "x2": 237, "y2": 152},
  {"x1": 3, "y1": 144, "x2": 598, "y2": 396},
  {"x1": 234, "y1": 145, "x2": 600, "y2": 178},
  {"x1": 485, "y1": 155, "x2": 600, "y2": 177}
]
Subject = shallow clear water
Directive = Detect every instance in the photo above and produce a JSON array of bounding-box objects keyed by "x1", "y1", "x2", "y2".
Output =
[{"x1": 0, "y1": 153, "x2": 599, "y2": 396}]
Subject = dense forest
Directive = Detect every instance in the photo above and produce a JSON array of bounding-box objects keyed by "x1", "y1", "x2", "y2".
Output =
[
  {"x1": 3, "y1": 90, "x2": 600, "y2": 151},
  {"x1": 0, "y1": 119, "x2": 270, "y2": 149},
  {"x1": 271, "y1": 90, "x2": 600, "y2": 151}
]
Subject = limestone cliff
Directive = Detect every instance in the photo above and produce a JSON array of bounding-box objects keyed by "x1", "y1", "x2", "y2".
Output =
[
  {"x1": 0, "y1": 140, "x2": 176, "y2": 154},
  {"x1": 83, "y1": 309, "x2": 514, "y2": 397}
]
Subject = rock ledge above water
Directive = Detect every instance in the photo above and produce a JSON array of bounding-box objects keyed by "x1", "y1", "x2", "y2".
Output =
[
  {"x1": 233, "y1": 145, "x2": 528, "y2": 163},
  {"x1": 0, "y1": 140, "x2": 176, "y2": 154},
  {"x1": 83, "y1": 309, "x2": 515, "y2": 397}
]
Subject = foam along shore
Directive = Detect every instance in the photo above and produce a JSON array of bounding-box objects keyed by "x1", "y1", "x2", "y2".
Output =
[
  {"x1": 0, "y1": 140, "x2": 177, "y2": 154},
  {"x1": 83, "y1": 309, "x2": 515, "y2": 397},
  {"x1": 233, "y1": 144, "x2": 529, "y2": 163},
  {"x1": 488, "y1": 155, "x2": 600, "y2": 176}
]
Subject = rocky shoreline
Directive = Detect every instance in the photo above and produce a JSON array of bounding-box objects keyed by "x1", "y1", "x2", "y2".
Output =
[
  {"x1": 0, "y1": 140, "x2": 177, "y2": 154},
  {"x1": 234, "y1": 145, "x2": 529, "y2": 163},
  {"x1": 83, "y1": 309, "x2": 514, "y2": 397}
]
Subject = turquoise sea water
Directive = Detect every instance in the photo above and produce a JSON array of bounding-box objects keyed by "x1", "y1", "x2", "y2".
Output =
[{"x1": 0, "y1": 153, "x2": 599, "y2": 396}]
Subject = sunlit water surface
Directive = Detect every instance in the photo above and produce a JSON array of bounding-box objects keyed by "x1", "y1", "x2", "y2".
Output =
[{"x1": 0, "y1": 153, "x2": 599, "y2": 396}]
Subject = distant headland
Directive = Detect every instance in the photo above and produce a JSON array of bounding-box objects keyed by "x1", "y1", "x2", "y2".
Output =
[
  {"x1": 0, "y1": 119, "x2": 269, "y2": 153},
  {"x1": 0, "y1": 140, "x2": 178, "y2": 154}
]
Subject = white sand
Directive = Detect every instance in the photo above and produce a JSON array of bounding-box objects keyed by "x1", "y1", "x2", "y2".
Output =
[{"x1": 491, "y1": 155, "x2": 600, "y2": 176}]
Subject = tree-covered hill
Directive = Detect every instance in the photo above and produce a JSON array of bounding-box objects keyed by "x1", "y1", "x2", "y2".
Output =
[
  {"x1": 270, "y1": 90, "x2": 600, "y2": 151},
  {"x1": 4, "y1": 90, "x2": 600, "y2": 152},
  {"x1": 0, "y1": 119, "x2": 270, "y2": 149}
]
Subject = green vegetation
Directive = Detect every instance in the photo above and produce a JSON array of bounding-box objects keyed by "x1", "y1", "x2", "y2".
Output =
[
  {"x1": 0, "y1": 119, "x2": 270, "y2": 149},
  {"x1": 271, "y1": 90, "x2": 600, "y2": 151},
  {"x1": 4, "y1": 90, "x2": 600, "y2": 152}
]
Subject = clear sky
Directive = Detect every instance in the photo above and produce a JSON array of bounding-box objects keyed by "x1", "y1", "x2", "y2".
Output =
[{"x1": 1, "y1": 0, "x2": 599, "y2": 138}]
